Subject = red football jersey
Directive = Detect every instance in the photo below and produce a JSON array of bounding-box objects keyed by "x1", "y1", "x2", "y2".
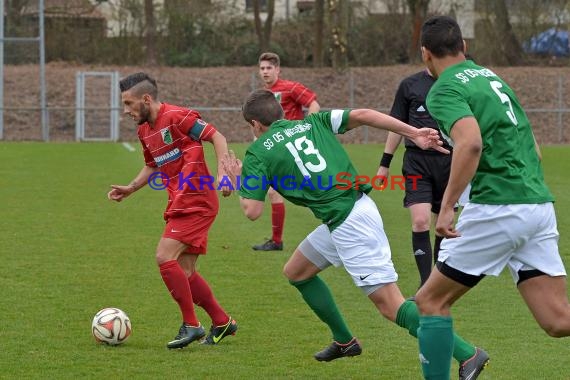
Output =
[
  {"x1": 269, "y1": 78, "x2": 317, "y2": 120},
  {"x1": 138, "y1": 103, "x2": 219, "y2": 219}
]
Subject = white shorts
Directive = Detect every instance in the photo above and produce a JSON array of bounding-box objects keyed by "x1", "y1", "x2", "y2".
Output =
[
  {"x1": 298, "y1": 193, "x2": 398, "y2": 294},
  {"x1": 439, "y1": 202, "x2": 566, "y2": 283}
]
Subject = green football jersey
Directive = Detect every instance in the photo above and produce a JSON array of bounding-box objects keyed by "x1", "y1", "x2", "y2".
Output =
[
  {"x1": 427, "y1": 60, "x2": 553, "y2": 205},
  {"x1": 239, "y1": 110, "x2": 372, "y2": 231}
]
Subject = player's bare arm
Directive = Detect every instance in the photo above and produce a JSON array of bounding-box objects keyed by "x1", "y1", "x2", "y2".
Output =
[
  {"x1": 108, "y1": 165, "x2": 156, "y2": 202},
  {"x1": 210, "y1": 131, "x2": 233, "y2": 197},
  {"x1": 436, "y1": 117, "x2": 482, "y2": 238},
  {"x1": 221, "y1": 150, "x2": 264, "y2": 220},
  {"x1": 307, "y1": 100, "x2": 320, "y2": 114}
]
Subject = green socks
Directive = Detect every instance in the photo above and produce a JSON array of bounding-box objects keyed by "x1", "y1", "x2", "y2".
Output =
[
  {"x1": 290, "y1": 276, "x2": 353, "y2": 344},
  {"x1": 396, "y1": 300, "x2": 476, "y2": 362},
  {"x1": 418, "y1": 315, "x2": 454, "y2": 380}
]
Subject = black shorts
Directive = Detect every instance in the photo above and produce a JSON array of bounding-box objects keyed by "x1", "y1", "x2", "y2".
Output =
[{"x1": 401, "y1": 149, "x2": 451, "y2": 214}]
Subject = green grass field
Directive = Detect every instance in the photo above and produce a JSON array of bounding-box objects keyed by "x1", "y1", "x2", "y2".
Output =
[{"x1": 1, "y1": 142, "x2": 569, "y2": 379}]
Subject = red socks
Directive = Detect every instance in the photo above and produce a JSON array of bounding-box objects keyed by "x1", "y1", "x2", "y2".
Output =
[
  {"x1": 188, "y1": 272, "x2": 229, "y2": 326},
  {"x1": 271, "y1": 202, "x2": 285, "y2": 244},
  {"x1": 159, "y1": 260, "x2": 198, "y2": 326}
]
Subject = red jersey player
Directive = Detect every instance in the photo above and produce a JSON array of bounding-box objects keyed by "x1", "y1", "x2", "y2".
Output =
[
  {"x1": 108, "y1": 72, "x2": 237, "y2": 349},
  {"x1": 254, "y1": 52, "x2": 320, "y2": 252}
]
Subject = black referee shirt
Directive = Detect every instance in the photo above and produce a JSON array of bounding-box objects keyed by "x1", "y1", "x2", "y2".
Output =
[{"x1": 389, "y1": 70, "x2": 453, "y2": 153}]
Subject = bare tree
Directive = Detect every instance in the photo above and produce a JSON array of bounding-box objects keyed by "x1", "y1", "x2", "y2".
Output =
[
  {"x1": 328, "y1": 0, "x2": 349, "y2": 70},
  {"x1": 494, "y1": 0, "x2": 523, "y2": 64},
  {"x1": 144, "y1": 0, "x2": 157, "y2": 65},
  {"x1": 476, "y1": 0, "x2": 523, "y2": 65},
  {"x1": 313, "y1": 0, "x2": 325, "y2": 67},
  {"x1": 407, "y1": 0, "x2": 429, "y2": 63},
  {"x1": 514, "y1": 0, "x2": 570, "y2": 43},
  {"x1": 253, "y1": 0, "x2": 275, "y2": 52}
]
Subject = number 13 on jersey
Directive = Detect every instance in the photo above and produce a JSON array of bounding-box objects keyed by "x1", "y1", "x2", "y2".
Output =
[{"x1": 285, "y1": 136, "x2": 327, "y2": 178}]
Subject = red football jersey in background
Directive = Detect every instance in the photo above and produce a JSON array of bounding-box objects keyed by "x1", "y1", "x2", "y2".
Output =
[
  {"x1": 269, "y1": 78, "x2": 317, "y2": 120},
  {"x1": 138, "y1": 103, "x2": 219, "y2": 219}
]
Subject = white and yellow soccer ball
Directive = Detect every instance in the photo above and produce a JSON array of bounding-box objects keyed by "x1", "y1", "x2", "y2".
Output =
[{"x1": 92, "y1": 307, "x2": 132, "y2": 345}]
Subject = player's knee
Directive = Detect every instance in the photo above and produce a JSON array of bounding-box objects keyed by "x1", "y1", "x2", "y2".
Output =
[
  {"x1": 155, "y1": 254, "x2": 167, "y2": 266},
  {"x1": 268, "y1": 193, "x2": 281, "y2": 203},
  {"x1": 282, "y1": 263, "x2": 296, "y2": 281},
  {"x1": 283, "y1": 262, "x2": 310, "y2": 282},
  {"x1": 414, "y1": 290, "x2": 448, "y2": 316},
  {"x1": 540, "y1": 319, "x2": 569, "y2": 338},
  {"x1": 155, "y1": 250, "x2": 175, "y2": 266},
  {"x1": 411, "y1": 218, "x2": 430, "y2": 232},
  {"x1": 413, "y1": 292, "x2": 428, "y2": 314},
  {"x1": 542, "y1": 324, "x2": 566, "y2": 338}
]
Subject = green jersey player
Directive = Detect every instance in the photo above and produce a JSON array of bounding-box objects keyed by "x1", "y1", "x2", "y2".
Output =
[
  {"x1": 223, "y1": 89, "x2": 488, "y2": 378},
  {"x1": 415, "y1": 15, "x2": 570, "y2": 380}
]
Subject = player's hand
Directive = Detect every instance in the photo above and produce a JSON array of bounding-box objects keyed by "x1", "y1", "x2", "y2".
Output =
[
  {"x1": 435, "y1": 205, "x2": 460, "y2": 238},
  {"x1": 221, "y1": 150, "x2": 242, "y2": 190},
  {"x1": 107, "y1": 185, "x2": 134, "y2": 202},
  {"x1": 217, "y1": 172, "x2": 233, "y2": 197},
  {"x1": 375, "y1": 165, "x2": 390, "y2": 190},
  {"x1": 412, "y1": 128, "x2": 450, "y2": 154}
]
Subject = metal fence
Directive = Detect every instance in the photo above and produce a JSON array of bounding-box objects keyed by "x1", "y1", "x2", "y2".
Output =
[{"x1": 1, "y1": 68, "x2": 569, "y2": 143}]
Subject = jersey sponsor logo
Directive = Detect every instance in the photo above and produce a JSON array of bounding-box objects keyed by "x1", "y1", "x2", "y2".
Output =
[{"x1": 154, "y1": 147, "x2": 181, "y2": 167}]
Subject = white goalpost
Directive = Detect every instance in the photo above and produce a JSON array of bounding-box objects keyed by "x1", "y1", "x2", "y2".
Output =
[{"x1": 75, "y1": 71, "x2": 120, "y2": 141}]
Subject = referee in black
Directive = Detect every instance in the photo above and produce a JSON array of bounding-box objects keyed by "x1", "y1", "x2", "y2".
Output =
[{"x1": 377, "y1": 68, "x2": 455, "y2": 288}]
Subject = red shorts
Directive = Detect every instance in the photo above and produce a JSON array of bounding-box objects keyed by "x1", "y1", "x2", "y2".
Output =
[{"x1": 162, "y1": 214, "x2": 216, "y2": 254}]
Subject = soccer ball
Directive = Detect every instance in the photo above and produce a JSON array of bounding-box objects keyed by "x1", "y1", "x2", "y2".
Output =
[{"x1": 92, "y1": 307, "x2": 132, "y2": 345}]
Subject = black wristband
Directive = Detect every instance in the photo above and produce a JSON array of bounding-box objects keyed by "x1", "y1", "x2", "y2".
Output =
[{"x1": 380, "y1": 152, "x2": 394, "y2": 168}]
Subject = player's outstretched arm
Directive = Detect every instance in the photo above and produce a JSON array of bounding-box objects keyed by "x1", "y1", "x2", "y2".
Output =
[
  {"x1": 346, "y1": 109, "x2": 449, "y2": 154},
  {"x1": 108, "y1": 165, "x2": 155, "y2": 202}
]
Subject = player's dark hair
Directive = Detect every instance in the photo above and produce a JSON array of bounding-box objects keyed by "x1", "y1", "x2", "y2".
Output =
[
  {"x1": 242, "y1": 89, "x2": 284, "y2": 126},
  {"x1": 421, "y1": 15, "x2": 464, "y2": 58},
  {"x1": 119, "y1": 72, "x2": 158, "y2": 98},
  {"x1": 258, "y1": 52, "x2": 280, "y2": 67}
]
